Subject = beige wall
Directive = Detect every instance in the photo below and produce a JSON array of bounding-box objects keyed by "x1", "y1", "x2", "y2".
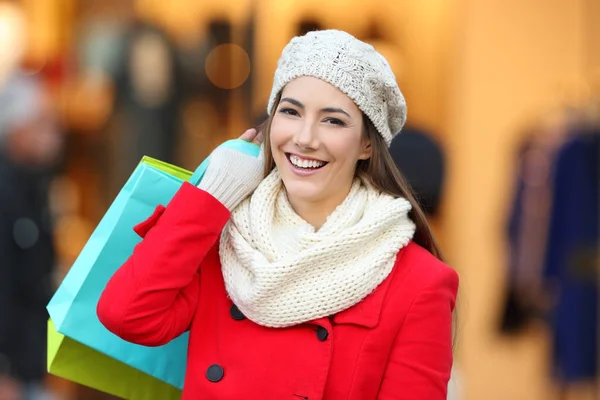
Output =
[
  {"x1": 585, "y1": 0, "x2": 600, "y2": 75},
  {"x1": 445, "y1": 0, "x2": 592, "y2": 398}
]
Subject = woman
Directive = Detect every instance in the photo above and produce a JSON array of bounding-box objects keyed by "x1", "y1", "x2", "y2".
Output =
[{"x1": 97, "y1": 29, "x2": 458, "y2": 399}]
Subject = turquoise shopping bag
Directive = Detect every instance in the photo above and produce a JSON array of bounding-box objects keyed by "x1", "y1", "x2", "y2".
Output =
[{"x1": 47, "y1": 139, "x2": 260, "y2": 394}]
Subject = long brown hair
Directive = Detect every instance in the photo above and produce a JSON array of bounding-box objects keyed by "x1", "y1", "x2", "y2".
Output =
[{"x1": 259, "y1": 94, "x2": 443, "y2": 260}]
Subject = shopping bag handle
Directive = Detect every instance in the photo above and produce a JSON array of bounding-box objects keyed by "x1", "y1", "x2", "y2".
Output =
[{"x1": 189, "y1": 139, "x2": 261, "y2": 186}]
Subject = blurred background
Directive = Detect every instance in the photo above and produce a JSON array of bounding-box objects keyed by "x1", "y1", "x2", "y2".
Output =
[{"x1": 0, "y1": 0, "x2": 598, "y2": 399}]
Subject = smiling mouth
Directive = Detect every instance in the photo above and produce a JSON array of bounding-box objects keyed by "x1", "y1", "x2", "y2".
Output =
[{"x1": 286, "y1": 153, "x2": 328, "y2": 170}]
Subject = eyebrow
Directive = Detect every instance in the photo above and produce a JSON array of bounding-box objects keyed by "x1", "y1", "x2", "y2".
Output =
[{"x1": 280, "y1": 97, "x2": 351, "y2": 118}]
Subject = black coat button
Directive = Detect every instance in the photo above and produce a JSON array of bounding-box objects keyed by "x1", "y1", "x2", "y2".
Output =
[
  {"x1": 206, "y1": 364, "x2": 224, "y2": 382},
  {"x1": 316, "y1": 326, "x2": 329, "y2": 341},
  {"x1": 230, "y1": 304, "x2": 245, "y2": 320}
]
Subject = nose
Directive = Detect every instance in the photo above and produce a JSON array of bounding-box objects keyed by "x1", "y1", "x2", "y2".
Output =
[{"x1": 293, "y1": 120, "x2": 319, "y2": 150}]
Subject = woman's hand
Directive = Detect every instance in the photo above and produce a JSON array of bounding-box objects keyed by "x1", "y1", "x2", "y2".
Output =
[{"x1": 197, "y1": 128, "x2": 265, "y2": 211}]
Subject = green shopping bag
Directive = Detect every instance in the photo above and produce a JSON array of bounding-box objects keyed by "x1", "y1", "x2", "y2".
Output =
[{"x1": 47, "y1": 319, "x2": 182, "y2": 400}]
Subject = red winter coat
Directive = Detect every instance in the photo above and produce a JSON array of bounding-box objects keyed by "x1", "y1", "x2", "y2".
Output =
[{"x1": 97, "y1": 183, "x2": 459, "y2": 400}]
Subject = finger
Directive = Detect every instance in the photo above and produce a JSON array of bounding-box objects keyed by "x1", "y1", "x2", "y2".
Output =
[
  {"x1": 239, "y1": 128, "x2": 257, "y2": 142},
  {"x1": 253, "y1": 131, "x2": 264, "y2": 145}
]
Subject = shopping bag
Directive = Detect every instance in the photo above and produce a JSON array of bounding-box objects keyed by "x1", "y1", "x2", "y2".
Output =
[
  {"x1": 46, "y1": 139, "x2": 260, "y2": 392},
  {"x1": 47, "y1": 319, "x2": 181, "y2": 400},
  {"x1": 48, "y1": 157, "x2": 191, "y2": 389}
]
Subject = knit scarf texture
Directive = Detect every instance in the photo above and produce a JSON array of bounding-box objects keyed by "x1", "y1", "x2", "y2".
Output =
[{"x1": 219, "y1": 169, "x2": 416, "y2": 328}]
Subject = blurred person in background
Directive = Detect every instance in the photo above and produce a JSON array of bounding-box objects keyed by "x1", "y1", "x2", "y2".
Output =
[{"x1": 0, "y1": 71, "x2": 63, "y2": 400}]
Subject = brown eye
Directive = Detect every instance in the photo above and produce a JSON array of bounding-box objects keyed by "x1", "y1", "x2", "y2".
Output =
[
  {"x1": 324, "y1": 117, "x2": 345, "y2": 126},
  {"x1": 279, "y1": 108, "x2": 299, "y2": 116}
]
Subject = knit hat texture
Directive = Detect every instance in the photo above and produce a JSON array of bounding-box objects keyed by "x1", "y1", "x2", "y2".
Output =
[{"x1": 267, "y1": 29, "x2": 406, "y2": 146}]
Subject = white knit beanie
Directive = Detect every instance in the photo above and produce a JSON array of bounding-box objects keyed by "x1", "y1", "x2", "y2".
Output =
[{"x1": 267, "y1": 29, "x2": 406, "y2": 146}]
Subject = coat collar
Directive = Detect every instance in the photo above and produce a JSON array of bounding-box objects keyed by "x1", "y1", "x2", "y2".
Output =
[
  {"x1": 311, "y1": 248, "x2": 410, "y2": 329},
  {"x1": 331, "y1": 271, "x2": 393, "y2": 328}
]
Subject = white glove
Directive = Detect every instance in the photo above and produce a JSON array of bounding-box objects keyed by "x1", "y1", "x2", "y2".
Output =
[{"x1": 197, "y1": 144, "x2": 264, "y2": 211}]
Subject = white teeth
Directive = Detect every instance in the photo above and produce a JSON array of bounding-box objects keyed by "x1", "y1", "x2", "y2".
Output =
[{"x1": 290, "y1": 154, "x2": 325, "y2": 169}]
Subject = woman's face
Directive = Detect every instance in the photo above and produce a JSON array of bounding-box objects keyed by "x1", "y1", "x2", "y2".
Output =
[{"x1": 270, "y1": 76, "x2": 371, "y2": 209}]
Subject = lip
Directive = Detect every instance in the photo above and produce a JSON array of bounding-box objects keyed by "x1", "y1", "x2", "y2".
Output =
[{"x1": 285, "y1": 153, "x2": 328, "y2": 177}]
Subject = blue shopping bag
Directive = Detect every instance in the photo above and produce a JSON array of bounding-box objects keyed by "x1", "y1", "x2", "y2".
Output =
[{"x1": 47, "y1": 139, "x2": 260, "y2": 392}]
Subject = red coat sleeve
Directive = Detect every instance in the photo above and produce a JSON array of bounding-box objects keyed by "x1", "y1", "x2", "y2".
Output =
[
  {"x1": 96, "y1": 182, "x2": 230, "y2": 347},
  {"x1": 378, "y1": 266, "x2": 459, "y2": 399}
]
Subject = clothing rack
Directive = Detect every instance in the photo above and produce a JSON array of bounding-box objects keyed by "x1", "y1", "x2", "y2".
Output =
[{"x1": 499, "y1": 78, "x2": 600, "y2": 397}]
